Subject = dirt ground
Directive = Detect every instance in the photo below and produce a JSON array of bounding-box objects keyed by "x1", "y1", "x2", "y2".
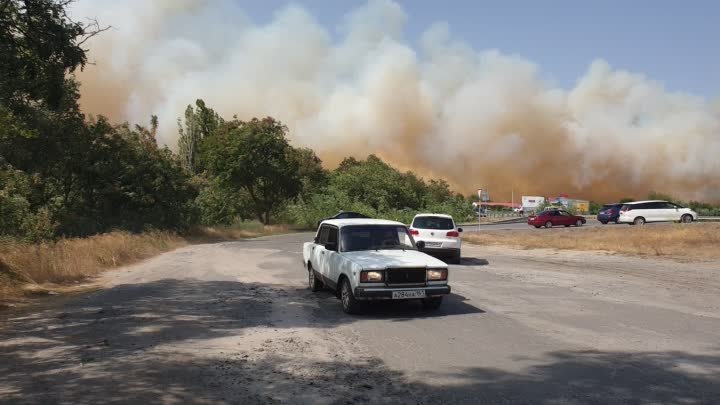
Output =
[{"x1": 1, "y1": 233, "x2": 719, "y2": 404}]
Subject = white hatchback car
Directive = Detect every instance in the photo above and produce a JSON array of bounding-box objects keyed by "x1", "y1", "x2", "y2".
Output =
[
  {"x1": 617, "y1": 200, "x2": 698, "y2": 225},
  {"x1": 409, "y1": 214, "x2": 463, "y2": 264}
]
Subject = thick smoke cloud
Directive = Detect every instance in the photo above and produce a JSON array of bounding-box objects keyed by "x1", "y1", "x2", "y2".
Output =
[{"x1": 70, "y1": 0, "x2": 720, "y2": 202}]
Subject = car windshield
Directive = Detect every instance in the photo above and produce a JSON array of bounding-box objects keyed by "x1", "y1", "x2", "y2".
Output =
[
  {"x1": 341, "y1": 225, "x2": 415, "y2": 252},
  {"x1": 412, "y1": 216, "x2": 454, "y2": 230}
]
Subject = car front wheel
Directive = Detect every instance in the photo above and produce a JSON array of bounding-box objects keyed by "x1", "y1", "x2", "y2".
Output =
[
  {"x1": 544, "y1": 221, "x2": 552, "y2": 228},
  {"x1": 340, "y1": 278, "x2": 362, "y2": 314},
  {"x1": 576, "y1": 219, "x2": 583, "y2": 227},
  {"x1": 633, "y1": 217, "x2": 646, "y2": 225},
  {"x1": 681, "y1": 214, "x2": 693, "y2": 223},
  {"x1": 308, "y1": 266, "x2": 322, "y2": 292}
]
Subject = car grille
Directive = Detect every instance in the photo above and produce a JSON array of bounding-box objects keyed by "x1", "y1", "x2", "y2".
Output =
[{"x1": 386, "y1": 268, "x2": 426, "y2": 285}]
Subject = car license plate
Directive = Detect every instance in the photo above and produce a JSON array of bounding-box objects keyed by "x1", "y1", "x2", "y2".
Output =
[
  {"x1": 392, "y1": 290, "x2": 426, "y2": 299},
  {"x1": 424, "y1": 242, "x2": 442, "y2": 248}
]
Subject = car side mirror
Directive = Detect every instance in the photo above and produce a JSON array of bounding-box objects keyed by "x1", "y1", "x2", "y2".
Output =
[
  {"x1": 416, "y1": 241, "x2": 425, "y2": 249},
  {"x1": 325, "y1": 241, "x2": 338, "y2": 252},
  {"x1": 457, "y1": 227, "x2": 463, "y2": 233}
]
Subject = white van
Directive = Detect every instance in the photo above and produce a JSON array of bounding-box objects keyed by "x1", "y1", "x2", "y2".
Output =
[{"x1": 617, "y1": 200, "x2": 697, "y2": 225}]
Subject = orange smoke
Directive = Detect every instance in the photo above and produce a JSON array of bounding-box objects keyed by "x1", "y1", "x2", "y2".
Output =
[{"x1": 71, "y1": 0, "x2": 720, "y2": 203}]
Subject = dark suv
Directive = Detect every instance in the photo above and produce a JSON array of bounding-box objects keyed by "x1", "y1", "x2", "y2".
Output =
[
  {"x1": 317, "y1": 211, "x2": 369, "y2": 228},
  {"x1": 597, "y1": 203, "x2": 623, "y2": 224}
]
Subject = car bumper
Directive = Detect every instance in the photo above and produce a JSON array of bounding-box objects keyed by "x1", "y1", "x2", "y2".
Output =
[
  {"x1": 418, "y1": 247, "x2": 460, "y2": 257},
  {"x1": 354, "y1": 285, "x2": 451, "y2": 300},
  {"x1": 597, "y1": 214, "x2": 617, "y2": 222}
]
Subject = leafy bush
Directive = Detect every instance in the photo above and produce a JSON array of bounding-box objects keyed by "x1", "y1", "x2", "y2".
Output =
[{"x1": 285, "y1": 156, "x2": 474, "y2": 229}]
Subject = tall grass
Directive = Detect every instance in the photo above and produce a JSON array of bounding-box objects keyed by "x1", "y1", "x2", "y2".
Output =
[
  {"x1": 0, "y1": 231, "x2": 186, "y2": 285},
  {"x1": 464, "y1": 223, "x2": 720, "y2": 259},
  {"x1": 0, "y1": 223, "x2": 292, "y2": 302}
]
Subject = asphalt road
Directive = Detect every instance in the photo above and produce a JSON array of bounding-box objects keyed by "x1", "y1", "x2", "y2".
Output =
[{"x1": 2, "y1": 233, "x2": 719, "y2": 404}]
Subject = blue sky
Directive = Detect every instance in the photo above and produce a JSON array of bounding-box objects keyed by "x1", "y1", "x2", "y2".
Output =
[{"x1": 237, "y1": 0, "x2": 719, "y2": 99}]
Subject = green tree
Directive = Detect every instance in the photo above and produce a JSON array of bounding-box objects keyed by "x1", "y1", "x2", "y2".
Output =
[
  {"x1": 0, "y1": 165, "x2": 56, "y2": 240},
  {"x1": 294, "y1": 147, "x2": 328, "y2": 201},
  {"x1": 0, "y1": 0, "x2": 106, "y2": 117},
  {"x1": 52, "y1": 117, "x2": 197, "y2": 235},
  {"x1": 199, "y1": 117, "x2": 301, "y2": 224},
  {"x1": 425, "y1": 178, "x2": 453, "y2": 204},
  {"x1": 330, "y1": 155, "x2": 424, "y2": 212},
  {"x1": 178, "y1": 99, "x2": 223, "y2": 173},
  {"x1": 647, "y1": 191, "x2": 675, "y2": 202},
  {"x1": 194, "y1": 177, "x2": 251, "y2": 225},
  {"x1": 336, "y1": 156, "x2": 360, "y2": 171}
]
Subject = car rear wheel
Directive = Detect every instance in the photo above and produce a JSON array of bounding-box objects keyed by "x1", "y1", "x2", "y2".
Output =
[
  {"x1": 600, "y1": 221, "x2": 608, "y2": 225},
  {"x1": 308, "y1": 265, "x2": 322, "y2": 292},
  {"x1": 544, "y1": 221, "x2": 552, "y2": 228},
  {"x1": 449, "y1": 253, "x2": 461, "y2": 265},
  {"x1": 576, "y1": 219, "x2": 583, "y2": 227},
  {"x1": 422, "y1": 296, "x2": 443, "y2": 310},
  {"x1": 633, "y1": 217, "x2": 646, "y2": 226},
  {"x1": 681, "y1": 214, "x2": 693, "y2": 223},
  {"x1": 340, "y1": 278, "x2": 362, "y2": 314}
]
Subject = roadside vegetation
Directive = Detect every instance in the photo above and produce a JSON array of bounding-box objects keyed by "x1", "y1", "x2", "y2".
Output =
[
  {"x1": 0, "y1": 222, "x2": 290, "y2": 303},
  {"x1": 0, "y1": 1, "x2": 475, "y2": 301},
  {"x1": 1, "y1": 1, "x2": 719, "y2": 302},
  {"x1": 465, "y1": 223, "x2": 720, "y2": 260}
]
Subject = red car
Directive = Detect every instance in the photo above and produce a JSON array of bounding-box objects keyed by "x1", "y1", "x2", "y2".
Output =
[{"x1": 528, "y1": 210, "x2": 586, "y2": 228}]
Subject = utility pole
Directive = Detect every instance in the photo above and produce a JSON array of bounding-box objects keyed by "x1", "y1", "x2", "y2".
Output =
[{"x1": 477, "y1": 188, "x2": 482, "y2": 228}]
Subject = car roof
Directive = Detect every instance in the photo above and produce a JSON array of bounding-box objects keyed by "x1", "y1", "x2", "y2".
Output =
[
  {"x1": 622, "y1": 200, "x2": 666, "y2": 205},
  {"x1": 412, "y1": 213, "x2": 454, "y2": 219},
  {"x1": 320, "y1": 218, "x2": 406, "y2": 227}
]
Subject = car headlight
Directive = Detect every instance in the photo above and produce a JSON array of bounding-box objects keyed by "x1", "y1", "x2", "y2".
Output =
[
  {"x1": 427, "y1": 269, "x2": 448, "y2": 281},
  {"x1": 360, "y1": 270, "x2": 384, "y2": 282}
]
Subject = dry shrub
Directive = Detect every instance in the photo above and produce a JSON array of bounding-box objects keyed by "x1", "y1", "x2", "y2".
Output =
[
  {"x1": 0, "y1": 224, "x2": 292, "y2": 302},
  {"x1": 186, "y1": 224, "x2": 291, "y2": 243},
  {"x1": 0, "y1": 231, "x2": 187, "y2": 287},
  {"x1": 464, "y1": 223, "x2": 720, "y2": 260}
]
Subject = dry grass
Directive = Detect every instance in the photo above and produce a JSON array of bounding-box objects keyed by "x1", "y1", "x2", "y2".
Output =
[
  {"x1": 186, "y1": 223, "x2": 291, "y2": 243},
  {"x1": 464, "y1": 223, "x2": 720, "y2": 260},
  {"x1": 0, "y1": 231, "x2": 187, "y2": 304},
  {"x1": 0, "y1": 224, "x2": 292, "y2": 304}
]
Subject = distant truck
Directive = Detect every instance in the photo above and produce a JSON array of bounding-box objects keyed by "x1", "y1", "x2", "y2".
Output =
[{"x1": 521, "y1": 196, "x2": 545, "y2": 213}]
